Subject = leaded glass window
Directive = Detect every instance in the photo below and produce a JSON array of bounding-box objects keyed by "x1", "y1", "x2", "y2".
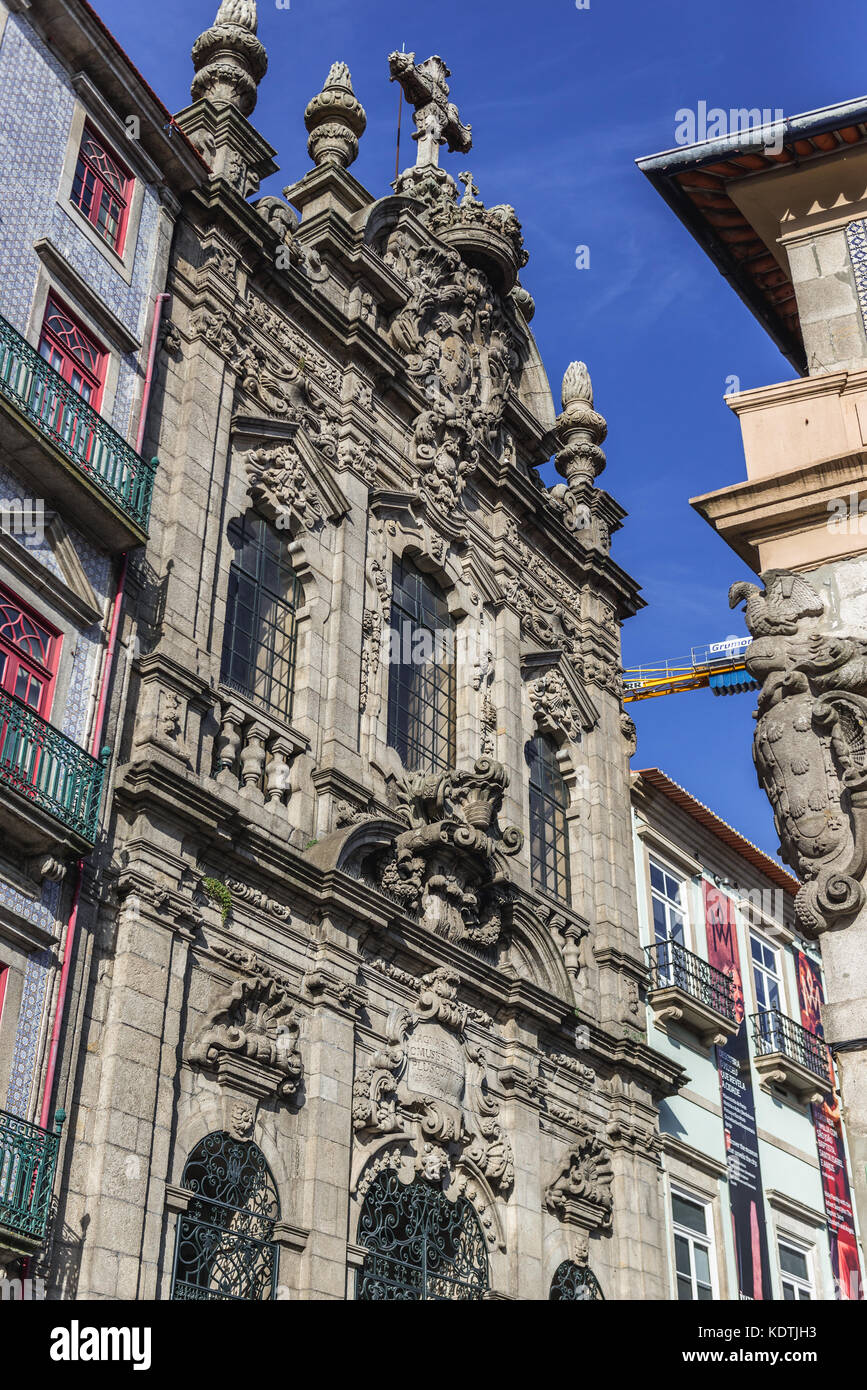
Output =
[
  {"x1": 356, "y1": 1171, "x2": 489, "y2": 1300},
  {"x1": 386, "y1": 557, "x2": 456, "y2": 773},
  {"x1": 549, "y1": 1262, "x2": 605, "y2": 1300},
  {"x1": 170, "y1": 1132, "x2": 279, "y2": 1301},
  {"x1": 527, "y1": 734, "x2": 571, "y2": 901},
  {"x1": 220, "y1": 512, "x2": 302, "y2": 721}
]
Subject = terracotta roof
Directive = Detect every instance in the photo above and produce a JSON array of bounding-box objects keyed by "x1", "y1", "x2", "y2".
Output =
[
  {"x1": 634, "y1": 766, "x2": 800, "y2": 897},
  {"x1": 637, "y1": 97, "x2": 867, "y2": 375}
]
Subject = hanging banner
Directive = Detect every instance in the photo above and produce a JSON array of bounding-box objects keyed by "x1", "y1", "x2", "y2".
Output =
[
  {"x1": 794, "y1": 949, "x2": 862, "y2": 1299},
  {"x1": 704, "y1": 882, "x2": 772, "y2": 1299}
]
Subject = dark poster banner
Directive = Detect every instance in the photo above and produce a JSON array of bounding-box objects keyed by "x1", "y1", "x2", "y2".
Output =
[
  {"x1": 794, "y1": 949, "x2": 862, "y2": 1299},
  {"x1": 704, "y1": 883, "x2": 773, "y2": 1299}
]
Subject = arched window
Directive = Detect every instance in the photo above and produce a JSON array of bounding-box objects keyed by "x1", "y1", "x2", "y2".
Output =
[
  {"x1": 356, "y1": 1171, "x2": 489, "y2": 1300},
  {"x1": 387, "y1": 556, "x2": 456, "y2": 773},
  {"x1": 527, "y1": 734, "x2": 571, "y2": 901},
  {"x1": 549, "y1": 1261, "x2": 604, "y2": 1300},
  {"x1": 220, "y1": 512, "x2": 302, "y2": 721},
  {"x1": 170, "y1": 1131, "x2": 280, "y2": 1301}
]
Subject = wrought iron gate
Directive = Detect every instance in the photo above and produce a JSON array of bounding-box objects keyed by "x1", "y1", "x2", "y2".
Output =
[
  {"x1": 170, "y1": 1131, "x2": 279, "y2": 1301},
  {"x1": 356, "y1": 1171, "x2": 489, "y2": 1300},
  {"x1": 549, "y1": 1261, "x2": 605, "y2": 1300}
]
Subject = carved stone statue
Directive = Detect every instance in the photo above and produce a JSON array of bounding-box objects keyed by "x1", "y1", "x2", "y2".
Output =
[{"x1": 729, "y1": 568, "x2": 867, "y2": 933}]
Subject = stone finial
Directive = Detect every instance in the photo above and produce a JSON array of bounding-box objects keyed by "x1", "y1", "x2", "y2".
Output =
[
  {"x1": 562, "y1": 360, "x2": 593, "y2": 410},
  {"x1": 389, "y1": 51, "x2": 472, "y2": 170},
  {"x1": 191, "y1": 0, "x2": 268, "y2": 117},
  {"x1": 304, "y1": 62, "x2": 367, "y2": 169},
  {"x1": 555, "y1": 361, "x2": 608, "y2": 485}
]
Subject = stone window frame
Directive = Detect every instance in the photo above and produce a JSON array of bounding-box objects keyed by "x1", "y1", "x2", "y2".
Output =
[
  {"x1": 660, "y1": 1143, "x2": 730, "y2": 1300},
  {"x1": 766, "y1": 1190, "x2": 829, "y2": 1300},
  {"x1": 775, "y1": 1231, "x2": 817, "y2": 1301},
  {"x1": 364, "y1": 531, "x2": 479, "y2": 778},
  {"x1": 54, "y1": 78, "x2": 151, "y2": 287},
  {"x1": 667, "y1": 1177, "x2": 721, "y2": 1302}
]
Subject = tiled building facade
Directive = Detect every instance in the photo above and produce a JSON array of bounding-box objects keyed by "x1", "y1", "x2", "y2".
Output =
[{"x1": 0, "y1": 0, "x2": 201, "y2": 1268}]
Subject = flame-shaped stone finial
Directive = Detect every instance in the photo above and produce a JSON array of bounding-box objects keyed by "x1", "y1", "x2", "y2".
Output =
[{"x1": 304, "y1": 63, "x2": 367, "y2": 168}]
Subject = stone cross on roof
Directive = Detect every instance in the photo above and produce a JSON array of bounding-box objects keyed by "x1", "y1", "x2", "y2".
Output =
[{"x1": 388, "y1": 52, "x2": 472, "y2": 169}]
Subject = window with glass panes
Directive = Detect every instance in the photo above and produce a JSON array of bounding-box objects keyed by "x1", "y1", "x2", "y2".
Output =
[
  {"x1": 650, "y1": 859, "x2": 687, "y2": 947},
  {"x1": 71, "y1": 125, "x2": 132, "y2": 253},
  {"x1": 386, "y1": 557, "x2": 456, "y2": 773},
  {"x1": 778, "y1": 1239, "x2": 813, "y2": 1300},
  {"x1": 671, "y1": 1189, "x2": 715, "y2": 1300},
  {"x1": 220, "y1": 513, "x2": 302, "y2": 721},
  {"x1": 751, "y1": 932, "x2": 783, "y2": 1051},
  {"x1": 0, "y1": 584, "x2": 59, "y2": 717},
  {"x1": 527, "y1": 735, "x2": 571, "y2": 902},
  {"x1": 38, "y1": 297, "x2": 105, "y2": 408}
]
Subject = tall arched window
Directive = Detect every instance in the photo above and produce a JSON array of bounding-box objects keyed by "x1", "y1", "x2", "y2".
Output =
[
  {"x1": 356, "y1": 1171, "x2": 489, "y2": 1300},
  {"x1": 549, "y1": 1261, "x2": 604, "y2": 1300},
  {"x1": 220, "y1": 512, "x2": 302, "y2": 721},
  {"x1": 170, "y1": 1131, "x2": 280, "y2": 1301},
  {"x1": 387, "y1": 556, "x2": 456, "y2": 773},
  {"x1": 527, "y1": 734, "x2": 571, "y2": 901}
]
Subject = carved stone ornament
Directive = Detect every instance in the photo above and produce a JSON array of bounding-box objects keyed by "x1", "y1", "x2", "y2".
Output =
[
  {"x1": 189, "y1": 946, "x2": 303, "y2": 1099},
  {"x1": 384, "y1": 228, "x2": 522, "y2": 527},
  {"x1": 545, "y1": 1132, "x2": 614, "y2": 1230},
  {"x1": 190, "y1": 0, "x2": 268, "y2": 117},
  {"x1": 353, "y1": 967, "x2": 514, "y2": 1193},
  {"x1": 529, "y1": 669, "x2": 582, "y2": 743},
  {"x1": 242, "y1": 431, "x2": 349, "y2": 534},
  {"x1": 371, "y1": 757, "x2": 523, "y2": 947},
  {"x1": 730, "y1": 568, "x2": 867, "y2": 934},
  {"x1": 304, "y1": 62, "x2": 367, "y2": 169}
]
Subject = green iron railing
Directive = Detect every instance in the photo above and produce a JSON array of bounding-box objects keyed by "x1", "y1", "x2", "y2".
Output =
[
  {"x1": 0, "y1": 1108, "x2": 65, "y2": 1246},
  {"x1": 0, "y1": 686, "x2": 108, "y2": 844},
  {"x1": 0, "y1": 312, "x2": 157, "y2": 534}
]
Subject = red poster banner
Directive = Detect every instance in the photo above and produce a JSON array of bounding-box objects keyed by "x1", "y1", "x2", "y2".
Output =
[{"x1": 795, "y1": 950, "x2": 862, "y2": 1299}]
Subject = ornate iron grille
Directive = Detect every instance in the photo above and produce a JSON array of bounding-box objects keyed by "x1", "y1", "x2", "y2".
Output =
[
  {"x1": 645, "y1": 938, "x2": 736, "y2": 1022},
  {"x1": 0, "y1": 686, "x2": 108, "y2": 843},
  {"x1": 0, "y1": 1108, "x2": 64, "y2": 1246},
  {"x1": 751, "y1": 1008, "x2": 831, "y2": 1085},
  {"x1": 0, "y1": 312, "x2": 156, "y2": 533},
  {"x1": 170, "y1": 1132, "x2": 280, "y2": 1302},
  {"x1": 356, "y1": 1171, "x2": 489, "y2": 1301},
  {"x1": 549, "y1": 1261, "x2": 605, "y2": 1300}
]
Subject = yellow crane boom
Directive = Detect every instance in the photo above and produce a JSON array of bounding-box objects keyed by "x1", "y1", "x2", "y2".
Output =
[{"x1": 622, "y1": 641, "x2": 758, "y2": 704}]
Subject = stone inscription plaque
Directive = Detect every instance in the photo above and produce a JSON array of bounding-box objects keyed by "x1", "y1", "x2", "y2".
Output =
[{"x1": 405, "y1": 1023, "x2": 465, "y2": 1105}]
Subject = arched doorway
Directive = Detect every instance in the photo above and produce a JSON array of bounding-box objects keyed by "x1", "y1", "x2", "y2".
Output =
[
  {"x1": 356, "y1": 1170, "x2": 489, "y2": 1300},
  {"x1": 549, "y1": 1261, "x2": 605, "y2": 1300},
  {"x1": 170, "y1": 1131, "x2": 280, "y2": 1301}
]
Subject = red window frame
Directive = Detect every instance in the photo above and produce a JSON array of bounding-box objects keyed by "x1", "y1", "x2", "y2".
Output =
[
  {"x1": 70, "y1": 123, "x2": 132, "y2": 255},
  {"x1": 0, "y1": 582, "x2": 61, "y2": 719},
  {"x1": 38, "y1": 295, "x2": 106, "y2": 411}
]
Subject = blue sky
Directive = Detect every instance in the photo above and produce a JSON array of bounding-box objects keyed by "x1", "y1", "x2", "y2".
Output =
[{"x1": 97, "y1": 0, "x2": 867, "y2": 857}]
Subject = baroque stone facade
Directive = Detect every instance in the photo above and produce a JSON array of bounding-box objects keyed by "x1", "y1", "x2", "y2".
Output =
[{"x1": 38, "y1": 6, "x2": 684, "y2": 1300}]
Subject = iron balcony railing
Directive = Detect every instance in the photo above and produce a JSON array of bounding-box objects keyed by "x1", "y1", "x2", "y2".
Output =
[
  {"x1": 751, "y1": 1008, "x2": 832, "y2": 1085},
  {"x1": 645, "y1": 938, "x2": 737, "y2": 1022},
  {"x1": 0, "y1": 686, "x2": 108, "y2": 844},
  {"x1": 0, "y1": 312, "x2": 157, "y2": 534},
  {"x1": 0, "y1": 1108, "x2": 64, "y2": 1246}
]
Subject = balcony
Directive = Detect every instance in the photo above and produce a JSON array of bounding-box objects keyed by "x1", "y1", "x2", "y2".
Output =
[
  {"x1": 0, "y1": 311, "x2": 156, "y2": 549},
  {"x1": 645, "y1": 939, "x2": 740, "y2": 1047},
  {"x1": 0, "y1": 685, "x2": 108, "y2": 872},
  {"x1": 751, "y1": 1009, "x2": 832, "y2": 1104},
  {"x1": 0, "y1": 1108, "x2": 64, "y2": 1264}
]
